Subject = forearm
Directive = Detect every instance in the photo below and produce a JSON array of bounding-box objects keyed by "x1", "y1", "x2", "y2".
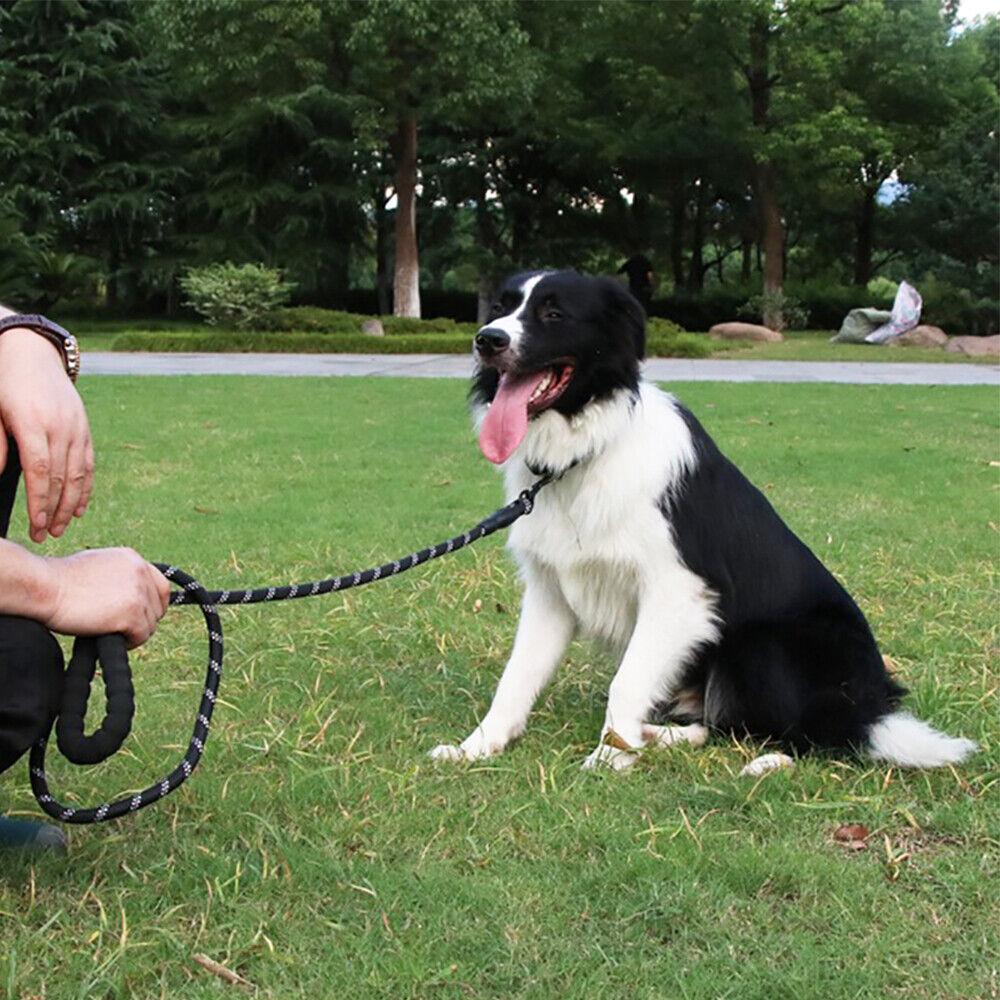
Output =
[{"x1": 0, "y1": 538, "x2": 54, "y2": 620}]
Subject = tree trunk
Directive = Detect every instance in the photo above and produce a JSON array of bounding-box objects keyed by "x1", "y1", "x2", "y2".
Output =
[
  {"x1": 754, "y1": 160, "x2": 784, "y2": 328},
  {"x1": 391, "y1": 113, "x2": 420, "y2": 317},
  {"x1": 740, "y1": 240, "x2": 753, "y2": 283},
  {"x1": 852, "y1": 187, "x2": 877, "y2": 288},
  {"x1": 475, "y1": 168, "x2": 497, "y2": 324},
  {"x1": 669, "y1": 179, "x2": 686, "y2": 289},
  {"x1": 747, "y1": 13, "x2": 784, "y2": 330},
  {"x1": 686, "y1": 179, "x2": 706, "y2": 290},
  {"x1": 375, "y1": 182, "x2": 390, "y2": 315},
  {"x1": 477, "y1": 277, "x2": 496, "y2": 326},
  {"x1": 106, "y1": 243, "x2": 120, "y2": 310},
  {"x1": 631, "y1": 189, "x2": 650, "y2": 249}
]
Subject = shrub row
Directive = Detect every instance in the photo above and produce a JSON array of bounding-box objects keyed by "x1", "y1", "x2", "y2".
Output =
[
  {"x1": 112, "y1": 326, "x2": 712, "y2": 358},
  {"x1": 265, "y1": 306, "x2": 476, "y2": 337},
  {"x1": 649, "y1": 281, "x2": 998, "y2": 335}
]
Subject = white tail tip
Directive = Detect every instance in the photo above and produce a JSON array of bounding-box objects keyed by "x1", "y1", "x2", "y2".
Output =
[{"x1": 867, "y1": 712, "x2": 977, "y2": 768}]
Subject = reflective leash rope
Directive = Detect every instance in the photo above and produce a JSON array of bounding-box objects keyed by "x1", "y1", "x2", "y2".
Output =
[{"x1": 29, "y1": 477, "x2": 551, "y2": 824}]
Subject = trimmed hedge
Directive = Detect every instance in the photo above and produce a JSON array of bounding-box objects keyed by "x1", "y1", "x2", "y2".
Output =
[
  {"x1": 264, "y1": 306, "x2": 475, "y2": 337},
  {"x1": 111, "y1": 327, "x2": 712, "y2": 358}
]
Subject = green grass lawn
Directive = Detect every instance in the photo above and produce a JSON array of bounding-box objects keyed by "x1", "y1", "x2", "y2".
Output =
[{"x1": 1, "y1": 377, "x2": 996, "y2": 999}]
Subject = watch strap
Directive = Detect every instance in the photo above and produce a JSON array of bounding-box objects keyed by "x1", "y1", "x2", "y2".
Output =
[{"x1": 0, "y1": 314, "x2": 80, "y2": 382}]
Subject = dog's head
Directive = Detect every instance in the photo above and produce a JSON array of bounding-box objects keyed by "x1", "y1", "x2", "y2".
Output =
[{"x1": 471, "y1": 270, "x2": 646, "y2": 464}]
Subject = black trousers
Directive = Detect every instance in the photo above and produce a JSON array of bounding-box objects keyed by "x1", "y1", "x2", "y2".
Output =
[{"x1": 0, "y1": 438, "x2": 65, "y2": 776}]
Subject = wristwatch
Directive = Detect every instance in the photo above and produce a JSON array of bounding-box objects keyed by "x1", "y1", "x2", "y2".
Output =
[{"x1": 0, "y1": 313, "x2": 81, "y2": 382}]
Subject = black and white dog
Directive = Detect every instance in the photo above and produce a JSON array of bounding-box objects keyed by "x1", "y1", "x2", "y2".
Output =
[{"x1": 431, "y1": 270, "x2": 977, "y2": 773}]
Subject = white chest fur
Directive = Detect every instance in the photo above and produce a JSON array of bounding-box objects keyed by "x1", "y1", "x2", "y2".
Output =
[{"x1": 500, "y1": 383, "x2": 708, "y2": 649}]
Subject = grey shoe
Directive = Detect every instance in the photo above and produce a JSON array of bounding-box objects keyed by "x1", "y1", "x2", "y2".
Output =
[{"x1": 0, "y1": 816, "x2": 68, "y2": 854}]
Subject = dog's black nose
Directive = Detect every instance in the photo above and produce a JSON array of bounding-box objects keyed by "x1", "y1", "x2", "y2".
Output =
[{"x1": 474, "y1": 328, "x2": 511, "y2": 356}]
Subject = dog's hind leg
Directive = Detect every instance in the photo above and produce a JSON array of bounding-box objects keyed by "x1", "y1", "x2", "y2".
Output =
[
  {"x1": 643, "y1": 722, "x2": 708, "y2": 748},
  {"x1": 582, "y1": 577, "x2": 717, "y2": 771},
  {"x1": 430, "y1": 564, "x2": 575, "y2": 763}
]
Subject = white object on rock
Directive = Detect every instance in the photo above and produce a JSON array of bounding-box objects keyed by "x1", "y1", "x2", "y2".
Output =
[{"x1": 868, "y1": 281, "x2": 921, "y2": 344}]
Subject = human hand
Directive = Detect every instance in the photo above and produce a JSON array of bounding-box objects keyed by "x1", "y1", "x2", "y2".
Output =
[
  {"x1": 0, "y1": 328, "x2": 94, "y2": 542},
  {"x1": 39, "y1": 548, "x2": 170, "y2": 649}
]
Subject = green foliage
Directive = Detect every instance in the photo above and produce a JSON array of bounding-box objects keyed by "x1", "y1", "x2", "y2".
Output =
[
  {"x1": 180, "y1": 263, "x2": 293, "y2": 329},
  {"x1": 0, "y1": 0, "x2": 177, "y2": 308},
  {"x1": 264, "y1": 306, "x2": 471, "y2": 337},
  {"x1": 917, "y1": 276, "x2": 999, "y2": 337},
  {"x1": 264, "y1": 306, "x2": 370, "y2": 333},
  {"x1": 738, "y1": 290, "x2": 811, "y2": 333},
  {"x1": 112, "y1": 331, "x2": 471, "y2": 353},
  {"x1": 111, "y1": 324, "x2": 712, "y2": 359},
  {"x1": 25, "y1": 249, "x2": 101, "y2": 312},
  {"x1": 0, "y1": 0, "x2": 994, "y2": 326}
]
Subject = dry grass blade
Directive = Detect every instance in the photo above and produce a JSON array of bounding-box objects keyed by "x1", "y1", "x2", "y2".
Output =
[{"x1": 192, "y1": 953, "x2": 255, "y2": 989}]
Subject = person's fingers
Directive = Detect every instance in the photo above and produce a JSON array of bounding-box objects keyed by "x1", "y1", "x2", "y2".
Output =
[
  {"x1": 16, "y1": 427, "x2": 52, "y2": 542},
  {"x1": 123, "y1": 600, "x2": 155, "y2": 650},
  {"x1": 44, "y1": 426, "x2": 69, "y2": 537},
  {"x1": 74, "y1": 437, "x2": 95, "y2": 518},
  {"x1": 0, "y1": 428, "x2": 6, "y2": 472},
  {"x1": 149, "y1": 563, "x2": 170, "y2": 616},
  {"x1": 50, "y1": 432, "x2": 88, "y2": 537}
]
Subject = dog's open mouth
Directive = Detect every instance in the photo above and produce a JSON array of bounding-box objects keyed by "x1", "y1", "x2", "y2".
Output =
[{"x1": 479, "y1": 362, "x2": 574, "y2": 465}]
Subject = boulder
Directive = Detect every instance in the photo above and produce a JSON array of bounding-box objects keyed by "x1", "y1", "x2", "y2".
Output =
[
  {"x1": 361, "y1": 318, "x2": 385, "y2": 337},
  {"x1": 945, "y1": 334, "x2": 1000, "y2": 357},
  {"x1": 890, "y1": 324, "x2": 948, "y2": 348},
  {"x1": 708, "y1": 322, "x2": 784, "y2": 343}
]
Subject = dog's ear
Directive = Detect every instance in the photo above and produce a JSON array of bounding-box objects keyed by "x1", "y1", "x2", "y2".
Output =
[{"x1": 602, "y1": 278, "x2": 646, "y2": 360}]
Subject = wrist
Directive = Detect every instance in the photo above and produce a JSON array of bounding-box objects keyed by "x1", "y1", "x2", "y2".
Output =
[
  {"x1": 0, "y1": 314, "x2": 80, "y2": 382},
  {"x1": 0, "y1": 327, "x2": 65, "y2": 367},
  {"x1": 0, "y1": 539, "x2": 58, "y2": 621}
]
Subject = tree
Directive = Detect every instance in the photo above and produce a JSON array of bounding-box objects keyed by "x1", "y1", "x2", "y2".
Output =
[
  {"x1": 891, "y1": 15, "x2": 999, "y2": 298},
  {"x1": 346, "y1": 0, "x2": 533, "y2": 316},
  {"x1": 145, "y1": 0, "x2": 363, "y2": 304},
  {"x1": 0, "y1": 0, "x2": 174, "y2": 309}
]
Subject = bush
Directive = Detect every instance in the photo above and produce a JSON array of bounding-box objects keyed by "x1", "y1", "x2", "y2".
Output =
[
  {"x1": 264, "y1": 306, "x2": 364, "y2": 333},
  {"x1": 916, "y1": 276, "x2": 999, "y2": 336},
  {"x1": 111, "y1": 325, "x2": 713, "y2": 358},
  {"x1": 646, "y1": 316, "x2": 689, "y2": 339},
  {"x1": 263, "y1": 306, "x2": 474, "y2": 337},
  {"x1": 113, "y1": 331, "x2": 472, "y2": 354},
  {"x1": 737, "y1": 290, "x2": 810, "y2": 332},
  {"x1": 648, "y1": 288, "x2": 754, "y2": 331},
  {"x1": 180, "y1": 262, "x2": 292, "y2": 329}
]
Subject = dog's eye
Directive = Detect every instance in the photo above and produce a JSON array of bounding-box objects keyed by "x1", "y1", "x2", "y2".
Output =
[
  {"x1": 488, "y1": 302, "x2": 503, "y2": 319},
  {"x1": 539, "y1": 306, "x2": 563, "y2": 323}
]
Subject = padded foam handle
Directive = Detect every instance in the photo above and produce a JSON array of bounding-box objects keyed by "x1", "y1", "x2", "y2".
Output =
[{"x1": 56, "y1": 634, "x2": 134, "y2": 766}]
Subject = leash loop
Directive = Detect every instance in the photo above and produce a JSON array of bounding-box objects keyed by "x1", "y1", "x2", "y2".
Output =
[
  {"x1": 31, "y1": 567, "x2": 222, "y2": 824},
  {"x1": 29, "y1": 479, "x2": 551, "y2": 824},
  {"x1": 56, "y1": 634, "x2": 134, "y2": 765}
]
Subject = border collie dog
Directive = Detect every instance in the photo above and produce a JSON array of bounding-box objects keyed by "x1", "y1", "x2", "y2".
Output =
[{"x1": 430, "y1": 270, "x2": 977, "y2": 773}]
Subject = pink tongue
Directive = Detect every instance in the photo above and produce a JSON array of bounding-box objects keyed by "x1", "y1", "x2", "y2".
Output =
[{"x1": 479, "y1": 371, "x2": 547, "y2": 464}]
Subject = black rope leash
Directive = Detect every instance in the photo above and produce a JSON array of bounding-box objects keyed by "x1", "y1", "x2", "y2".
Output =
[{"x1": 29, "y1": 476, "x2": 551, "y2": 824}]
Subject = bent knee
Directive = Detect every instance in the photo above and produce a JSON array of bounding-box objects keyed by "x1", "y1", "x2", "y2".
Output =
[{"x1": 0, "y1": 615, "x2": 65, "y2": 720}]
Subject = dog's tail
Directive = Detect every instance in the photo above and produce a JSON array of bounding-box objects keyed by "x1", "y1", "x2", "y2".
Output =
[{"x1": 866, "y1": 712, "x2": 977, "y2": 768}]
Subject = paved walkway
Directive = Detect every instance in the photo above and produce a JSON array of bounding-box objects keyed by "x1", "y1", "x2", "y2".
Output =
[{"x1": 85, "y1": 352, "x2": 1000, "y2": 385}]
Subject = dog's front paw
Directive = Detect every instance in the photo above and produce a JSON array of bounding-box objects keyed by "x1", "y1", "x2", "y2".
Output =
[
  {"x1": 582, "y1": 729, "x2": 640, "y2": 771},
  {"x1": 429, "y1": 726, "x2": 507, "y2": 764},
  {"x1": 581, "y1": 741, "x2": 639, "y2": 771}
]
